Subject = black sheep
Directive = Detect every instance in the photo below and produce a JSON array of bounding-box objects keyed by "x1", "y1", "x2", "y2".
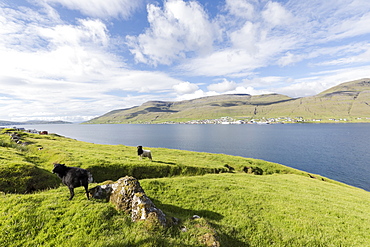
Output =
[{"x1": 52, "y1": 163, "x2": 92, "y2": 200}]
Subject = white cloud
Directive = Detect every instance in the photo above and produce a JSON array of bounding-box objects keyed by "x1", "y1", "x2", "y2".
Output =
[
  {"x1": 314, "y1": 43, "x2": 370, "y2": 66},
  {"x1": 262, "y1": 1, "x2": 294, "y2": 27},
  {"x1": 0, "y1": 2, "x2": 186, "y2": 121},
  {"x1": 176, "y1": 1, "x2": 299, "y2": 76},
  {"x1": 44, "y1": 0, "x2": 142, "y2": 19},
  {"x1": 273, "y1": 65, "x2": 370, "y2": 98},
  {"x1": 229, "y1": 21, "x2": 258, "y2": 50},
  {"x1": 183, "y1": 0, "x2": 370, "y2": 77},
  {"x1": 310, "y1": 2, "x2": 370, "y2": 42},
  {"x1": 274, "y1": 81, "x2": 323, "y2": 98},
  {"x1": 278, "y1": 41, "x2": 370, "y2": 67},
  {"x1": 173, "y1": 81, "x2": 199, "y2": 94},
  {"x1": 286, "y1": 0, "x2": 370, "y2": 44},
  {"x1": 0, "y1": 69, "x2": 183, "y2": 122},
  {"x1": 225, "y1": 0, "x2": 255, "y2": 19},
  {"x1": 0, "y1": 17, "x2": 115, "y2": 81},
  {"x1": 230, "y1": 86, "x2": 271, "y2": 95},
  {"x1": 241, "y1": 76, "x2": 290, "y2": 88},
  {"x1": 328, "y1": 13, "x2": 370, "y2": 40},
  {"x1": 277, "y1": 52, "x2": 302, "y2": 67},
  {"x1": 174, "y1": 85, "x2": 271, "y2": 102},
  {"x1": 179, "y1": 49, "x2": 260, "y2": 77},
  {"x1": 126, "y1": 0, "x2": 370, "y2": 82},
  {"x1": 126, "y1": 0, "x2": 217, "y2": 65},
  {"x1": 207, "y1": 79, "x2": 237, "y2": 92},
  {"x1": 179, "y1": 32, "x2": 296, "y2": 77},
  {"x1": 38, "y1": 19, "x2": 109, "y2": 47},
  {"x1": 175, "y1": 89, "x2": 218, "y2": 101},
  {"x1": 0, "y1": 5, "x2": 57, "y2": 51},
  {"x1": 108, "y1": 70, "x2": 183, "y2": 93}
]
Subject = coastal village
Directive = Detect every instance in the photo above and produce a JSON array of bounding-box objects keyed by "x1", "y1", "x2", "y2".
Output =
[
  {"x1": 161, "y1": 116, "x2": 367, "y2": 124},
  {"x1": 2, "y1": 116, "x2": 368, "y2": 128}
]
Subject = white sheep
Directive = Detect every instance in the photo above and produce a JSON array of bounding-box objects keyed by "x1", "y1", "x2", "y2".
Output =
[{"x1": 137, "y1": 146, "x2": 152, "y2": 161}]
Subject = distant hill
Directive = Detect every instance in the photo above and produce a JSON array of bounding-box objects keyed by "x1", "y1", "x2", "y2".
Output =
[
  {"x1": 86, "y1": 78, "x2": 370, "y2": 124},
  {"x1": 0, "y1": 120, "x2": 72, "y2": 126}
]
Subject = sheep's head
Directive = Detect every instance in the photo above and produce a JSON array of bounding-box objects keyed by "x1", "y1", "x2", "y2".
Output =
[
  {"x1": 52, "y1": 163, "x2": 67, "y2": 175},
  {"x1": 137, "y1": 146, "x2": 143, "y2": 155}
]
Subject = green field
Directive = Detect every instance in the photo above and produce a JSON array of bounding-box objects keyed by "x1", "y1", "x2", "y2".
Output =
[{"x1": 1, "y1": 128, "x2": 370, "y2": 246}]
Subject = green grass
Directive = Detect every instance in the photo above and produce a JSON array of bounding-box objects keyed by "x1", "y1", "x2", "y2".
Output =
[
  {"x1": 0, "y1": 189, "x2": 171, "y2": 247},
  {"x1": 1, "y1": 128, "x2": 370, "y2": 246},
  {"x1": 141, "y1": 173, "x2": 370, "y2": 246}
]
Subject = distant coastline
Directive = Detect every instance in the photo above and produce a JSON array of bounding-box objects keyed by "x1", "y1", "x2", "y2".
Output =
[
  {"x1": 0, "y1": 120, "x2": 72, "y2": 126},
  {"x1": 120, "y1": 116, "x2": 370, "y2": 125}
]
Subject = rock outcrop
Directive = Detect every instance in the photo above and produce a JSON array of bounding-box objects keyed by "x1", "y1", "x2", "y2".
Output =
[
  {"x1": 89, "y1": 176, "x2": 167, "y2": 226},
  {"x1": 89, "y1": 176, "x2": 220, "y2": 246},
  {"x1": 243, "y1": 166, "x2": 263, "y2": 175}
]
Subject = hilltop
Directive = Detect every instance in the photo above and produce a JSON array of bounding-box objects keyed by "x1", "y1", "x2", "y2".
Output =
[
  {"x1": 1, "y1": 128, "x2": 370, "y2": 246},
  {"x1": 86, "y1": 78, "x2": 370, "y2": 124}
]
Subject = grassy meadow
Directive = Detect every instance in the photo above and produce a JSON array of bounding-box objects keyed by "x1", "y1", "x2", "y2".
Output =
[{"x1": 1, "y1": 128, "x2": 370, "y2": 246}]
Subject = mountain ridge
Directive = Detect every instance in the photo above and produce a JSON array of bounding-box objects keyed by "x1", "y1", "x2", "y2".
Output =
[
  {"x1": 86, "y1": 78, "x2": 370, "y2": 124},
  {"x1": 0, "y1": 120, "x2": 72, "y2": 126}
]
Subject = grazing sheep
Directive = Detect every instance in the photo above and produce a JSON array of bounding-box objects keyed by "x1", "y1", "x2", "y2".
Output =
[
  {"x1": 52, "y1": 163, "x2": 93, "y2": 200},
  {"x1": 10, "y1": 133, "x2": 20, "y2": 142},
  {"x1": 224, "y1": 164, "x2": 235, "y2": 172},
  {"x1": 137, "y1": 146, "x2": 152, "y2": 161}
]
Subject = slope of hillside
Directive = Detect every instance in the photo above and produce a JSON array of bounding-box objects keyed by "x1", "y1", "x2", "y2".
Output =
[
  {"x1": 1, "y1": 129, "x2": 370, "y2": 246},
  {"x1": 86, "y1": 93, "x2": 294, "y2": 124},
  {"x1": 86, "y1": 78, "x2": 370, "y2": 124}
]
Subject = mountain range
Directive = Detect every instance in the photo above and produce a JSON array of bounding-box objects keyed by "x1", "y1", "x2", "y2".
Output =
[
  {"x1": 0, "y1": 120, "x2": 71, "y2": 126},
  {"x1": 86, "y1": 78, "x2": 370, "y2": 124}
]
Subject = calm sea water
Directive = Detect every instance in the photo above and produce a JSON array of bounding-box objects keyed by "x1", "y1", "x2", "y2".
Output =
[{"x1": 16, "y1": 123, "x2": 370, "y2": 191}]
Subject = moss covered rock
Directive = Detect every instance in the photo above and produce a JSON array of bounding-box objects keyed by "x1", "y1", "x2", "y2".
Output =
[{"x1": 90, "y1": 176, "x2": 167, "y2": 226}]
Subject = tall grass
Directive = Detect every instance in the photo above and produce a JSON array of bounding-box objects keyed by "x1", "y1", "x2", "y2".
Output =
[
  {"x1": 0, "y1": 129, "x2": 369, "y2": 246},
  {"x1": 141, "y1": 174, "x2": 370, "y2": 246}
]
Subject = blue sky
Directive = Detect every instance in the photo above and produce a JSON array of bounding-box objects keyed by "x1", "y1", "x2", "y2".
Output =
[{"x1": 1, "y1": 0, "x2": 370, "y2": 122}]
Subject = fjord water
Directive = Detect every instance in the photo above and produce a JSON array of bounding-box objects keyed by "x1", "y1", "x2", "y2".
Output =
[{"x1": 18, "y1": 123, "x2": 370, "y2": 191}]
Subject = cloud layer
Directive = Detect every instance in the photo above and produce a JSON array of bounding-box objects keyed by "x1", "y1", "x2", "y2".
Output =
[
  {"x1": 1, "y1": 0, "x2": 370, "y2": 121},
  {"x1": 45, "y1": 0, "x2": 142, "y2": 19}
]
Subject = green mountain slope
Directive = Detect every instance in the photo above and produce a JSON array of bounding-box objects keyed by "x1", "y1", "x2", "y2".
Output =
[{"x1": 86, "y1": 78, "x2": 370, "y2": 124}]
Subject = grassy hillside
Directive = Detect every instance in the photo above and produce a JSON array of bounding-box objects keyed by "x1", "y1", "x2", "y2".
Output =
[
  {"x1": 86, "y1": 93, "x2": 294, "y2": 124},
  {"x1": 1, "y1": 129, "x2": 370, "y2": 246},
  {"x1": 86, "y1": 78, "x2": 370, "y2": 124}
]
